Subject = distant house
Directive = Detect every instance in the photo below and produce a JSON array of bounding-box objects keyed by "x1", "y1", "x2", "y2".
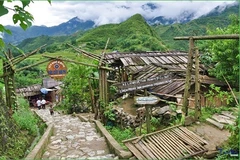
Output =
[{"x1": 16, "y1": 78, "x2": 63, "y2": 107}]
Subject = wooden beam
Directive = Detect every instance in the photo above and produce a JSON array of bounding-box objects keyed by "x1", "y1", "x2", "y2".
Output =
[
  {"x1": 194, "y1": 48, "x2": 201, "y2": 120},
  {"x1": 42, "y1": 55, "x2": 114, "y2": 71},
  {"x1": 67, "y1": 43, "x2": 103, "y2": 62},
  {"x1": 174, "y1": 34, "x2": 239, "y2": 40},
  {"x1": 16, "y1": 59, "x2": 50, "y2": 72},
  {"x1": 98, "y1": 38, "x2": 110, "y2": 67},
  {"x1": 11, "y1": 44, "x2": 47, "y2": 65},
  {"x1": 182, "y1": 37, "x2": 194, "y2": 116},
  {"x1": 89, "y1": 77, "x2": 117, "y2": 83}
]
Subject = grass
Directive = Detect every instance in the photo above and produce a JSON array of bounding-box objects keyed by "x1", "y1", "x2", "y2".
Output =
[
  {"x1": 0, "y1": 97, "x2": 47, "y2": 159},
  {"x1": 105, "y1": 126, "x2": 135, "y2": 150}
]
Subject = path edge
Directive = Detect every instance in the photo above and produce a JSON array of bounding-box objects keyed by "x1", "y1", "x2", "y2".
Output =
[
  {"x1": 77, "y1": 115, "x2": 133, "y2": 159},
  {"x1": 25, "y1": 111, "x2": 54, "y2": 160}
]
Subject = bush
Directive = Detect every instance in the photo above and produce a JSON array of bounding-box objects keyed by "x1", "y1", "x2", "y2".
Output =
[{"x1": 12, "y1": 97, "x2": 38, "y2": 136}]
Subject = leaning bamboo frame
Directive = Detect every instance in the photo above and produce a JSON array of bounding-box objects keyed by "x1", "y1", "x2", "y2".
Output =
[{"x1": 174, "y1": 34, "x2": 239, "y2": 118}]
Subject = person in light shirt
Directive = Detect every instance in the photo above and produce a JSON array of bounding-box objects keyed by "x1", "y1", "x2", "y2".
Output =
[
  {"x1": 36, "y1": 98, "x2": 41, "y2": 110},
  {"x1": 41, "y1": 98, "x2": 46, "y2": 109}
]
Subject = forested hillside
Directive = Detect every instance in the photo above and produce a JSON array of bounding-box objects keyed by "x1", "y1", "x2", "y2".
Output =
[
  {"x1": 153, "y1": 2, "x2": 239, "y2": 50},
  {"x1": 18, "y1": 14, "x2": 169, "y2": 53},
  {"x1": 16, "y1": 3, "x2": 238, "y2": 52}
]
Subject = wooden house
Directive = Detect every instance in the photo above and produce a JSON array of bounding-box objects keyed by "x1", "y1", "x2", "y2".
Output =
[
  {"x1": 104, "y1": 51, "x2": 228, "y2": 108},
  {"x1": 16, "y1": 78, "x2": 63, "y2": 107}
]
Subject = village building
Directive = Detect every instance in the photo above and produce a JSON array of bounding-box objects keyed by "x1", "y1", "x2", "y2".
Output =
[
  {"x1": 104, "y1": 51, "x2": 228, "y2": 108},
  {"x1": 16, "y1": 78, "x2": 63, "y2": 107}
]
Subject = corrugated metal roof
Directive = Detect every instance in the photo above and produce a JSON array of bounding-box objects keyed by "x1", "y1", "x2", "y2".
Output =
[
  {"x1": 123, "y1": 125, "x2": 208, "y2": 160},
  {"x1": 16, "y1": 84, "x2": 42, "y2": 97},
  {"x1": 105, "y1": 51, "x2": 206, "y2": 74}
]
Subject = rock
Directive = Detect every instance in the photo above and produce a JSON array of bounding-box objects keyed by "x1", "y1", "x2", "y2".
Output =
[
  {"x1": 66, "y1": 135, "x2": 74, "y2": 140},
  {"x1": 51, "y1": 139, "x2": 62, "y2": 145},
  {"x1": 97, "y1": 150, "x2": 105, "y2": 155},
  {"x1": 86, "y1": 136, "x2": 94, "y2": 141},
  {"x1": 49, "y1": 145, "x2": 60, "y2": 150},
  {"x1": 152, "y1": 106, "x2": 170, "y2": 116},
  {"x1": 203, "y1": 150, "x2": 218, "y2": 159},
  {"x1": 88, "y1": 151, "x2": 96, "y2": 156},
  {"x1": 184, "y1": 116, "x2": 195, "y2": 126}
]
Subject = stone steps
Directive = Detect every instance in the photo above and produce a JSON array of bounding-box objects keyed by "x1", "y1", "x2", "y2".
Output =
[{"x1": 35, "y1": 107, "x2": 116, "y2": 159}]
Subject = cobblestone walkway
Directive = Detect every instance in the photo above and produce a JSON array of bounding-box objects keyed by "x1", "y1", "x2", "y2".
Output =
[{"x1": 35, "y1": 108, "x2": 116, "y2": 159}]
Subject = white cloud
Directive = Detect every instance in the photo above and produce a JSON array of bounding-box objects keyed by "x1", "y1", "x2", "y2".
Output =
[{"x1": 0, "y1": 1, "x2": 236, "y2": 27}]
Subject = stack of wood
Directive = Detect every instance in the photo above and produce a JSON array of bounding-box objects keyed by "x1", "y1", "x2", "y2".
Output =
[
  {"x1": 111, "y1": 107, "x2": 149, "y2": 128},
  {"x1": 112, "y1": 108, "x2": 137, "y2": 128},
  {"x1": 206, "y1": 111, "x2": 237, "y2": 130},
  {"x1": 133, "y1": 107, "x2": 146, "y2": 127}
]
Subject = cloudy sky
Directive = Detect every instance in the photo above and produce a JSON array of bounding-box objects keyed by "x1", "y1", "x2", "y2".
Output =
[{"x1": 0, "y1": 1, "x2": 236, "y2": 27}]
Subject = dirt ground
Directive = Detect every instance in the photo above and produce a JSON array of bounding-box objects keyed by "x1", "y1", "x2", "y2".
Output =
[{"x1": 187, "y1": 122, "x2": 231, "y2": 157}]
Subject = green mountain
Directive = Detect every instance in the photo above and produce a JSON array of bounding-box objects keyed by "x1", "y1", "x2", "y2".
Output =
[
  {"x1": 16, "y1": 30, "x2": 85, "y2": 53},
  {"x1": 16, "y1": 3, "x2": 238, "y2": 53},
  {"x1": 76, "y1": 14, "x2": 168, "y2": 52},
  {"x1": 153, "y1": 2, "x2": 239, "y2": 50},
  {"x1": 17, "y1": 14, "x2": 168, "y2": 53}
]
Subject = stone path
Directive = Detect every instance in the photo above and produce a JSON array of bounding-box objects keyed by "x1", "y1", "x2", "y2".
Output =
[{"x1": 35, "y1": 107, "x2": 116, "y2": 159}]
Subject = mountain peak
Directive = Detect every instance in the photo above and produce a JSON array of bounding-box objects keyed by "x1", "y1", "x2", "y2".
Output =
[{"x1": 68, "y1": 16, "x2": 83, "y2": 23}]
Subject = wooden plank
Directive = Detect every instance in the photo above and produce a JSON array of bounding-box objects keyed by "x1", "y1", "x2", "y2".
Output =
[
  {"x1": 138, "y1": 141, "x2": 157, "y2": 159},
  {"x1": 206, "y1": 118, "x2": 224, "y2": 130},
  {"x1": 141, "y1": 139, "x2": 163, "y2": 159},
  {"x1": 212, "y1": 114, "x2": 234, "y2": 125},
  {"x1": 160, "y1": 131, "x2": 185, "y2": 157},
  {"x1": 150, "y1": 135, "x2": 177, "y2": 159},
  {"x1": 175, "y1": 127, "x2": 206, "y2": 150},
  {"x1": 221, "y1": 111, "x2": 237, "y2": 120},
  {"x1": 171, "y1": 128, "x2": 200, "y2": 151},
  {"x1": 125, "y1": 142, "x2": 146, "y2": 159},
  {"x1": 165, "y1": 130, "x2": 195, "y2": 156},
  {"x1": 179, "y1": 127, "x2": 208, "y2": 145},
  {"x1": 145, "y1": 137, "x2": 171, "y2": 159},
  {"x1": 179, "y1": 149, "x2": 208, "y2": 160},
  {"x1": 134, "y1": 143, "x2": 152, "y2": 159}
]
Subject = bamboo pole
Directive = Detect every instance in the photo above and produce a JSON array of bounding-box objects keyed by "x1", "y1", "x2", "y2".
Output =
[
  {"x1": 98, "y1": 38, "x2": 110, "y2": 67},
  {"x1": 16, "y1": 59, "x2": 50, "y2": 72},
  {"x1": 3, "y1": 50, "x2": 15, "y2": 71},
  {"x1": 174, "y1": 34, "x2": 239, "y2": 40},
  {"x1": 3, "y1": 61, "x2": 11, "y2": 115},
  {"x1": 11, "y1": 44, "x2": 47, "y2": 65},
  {"x1": 182, "y1": 37, "x2": 194, "y2": 116},
  {"x1": 42, "y1": 55, "x2": 114, "y2": 71},
  {"x1": 89, "y1": 77, "x2": 117, "y2": 83},
  {"x1": 194, "y1": 48, "x2": 201, "y2": 120},
  {"x1": 223, "y1": 76, "x2": 239, "y2": 105},
  {"x1": 67, "y1": 43, "x2": 103, "y2": 62},
  {"x1": 88, "y1": 78, "x2": 95, "y2": 113}
]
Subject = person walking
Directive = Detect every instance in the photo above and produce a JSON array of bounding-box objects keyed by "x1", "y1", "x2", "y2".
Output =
[
  {"x1": 41, "y1": 98, "x2": 46, "y2": 109},
  {"x1": 49, "y1": 104, "x2": 54, "y2": 115},
  {"x1": 36, "y1": 98, "x2": 41, "y2": 110}
]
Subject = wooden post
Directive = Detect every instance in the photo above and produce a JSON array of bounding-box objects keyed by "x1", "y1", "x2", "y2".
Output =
[
  {"x1": 144, "y1": 89, "x2": 151, "y2": 133},
  {"x1": 3, "y1": 50, "x2": 16, "y2": 116},
  {"x1": 88, "y1": 78, "x2": 95, "y2": 113},
  {"x1": 146, "y1": 105, "x2": 150, "y2": 133},
  {"x1": 194, "y1": 48, "x2": 201, "y2": 120},
  {"x1": 182, "y1": 37, "x2": 194, "y2": 116}
]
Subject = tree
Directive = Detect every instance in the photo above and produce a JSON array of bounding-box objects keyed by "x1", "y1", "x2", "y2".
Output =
[
  {"x1": 0, "y1": 0, "x2": 51, "y2": 49},
  {"x1": 62, "y1": 64, "x2": 94, "y2": 113},
  {"x1": 199, "y1": 14, "x2": 239, "y2": 86}
]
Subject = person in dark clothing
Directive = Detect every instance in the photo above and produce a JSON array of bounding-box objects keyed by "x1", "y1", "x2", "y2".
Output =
[{"x1": 49, "y1": 104, "x2": 54, "y2": 115}]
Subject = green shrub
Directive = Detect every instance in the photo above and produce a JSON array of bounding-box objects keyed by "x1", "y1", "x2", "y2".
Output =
[{"x1": 13, "y1": 97, "x2": 38, "y2": 136}]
